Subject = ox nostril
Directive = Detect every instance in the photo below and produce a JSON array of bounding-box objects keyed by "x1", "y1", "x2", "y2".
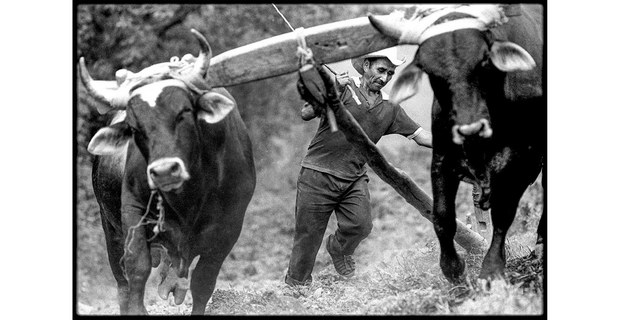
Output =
[
  {"x1": 452, "y1": 119, "x2": 493, "y2": 144},
  {"x1": 146, "y1": 158, "x2": 189, "y2": 191},
  {"x1": 478, "y1": 119, "x2": 493, "y2": 138},
  {"x1": 150, "y1": 167, "x2": 160, "y2": 177},
  {"x1": 150, "y1": 162, "x2": 181, "y2": 177},
  {"x1": 452, "y1": 125, "x2": 465, "y2": 145},
  {"x1": 170, "y1": 162, "x2": 180, "y2": 174}
]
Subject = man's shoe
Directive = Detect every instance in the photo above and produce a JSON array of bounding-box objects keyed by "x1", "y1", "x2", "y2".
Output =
[{"x1": 326, "y1": 234, "x2": 355, "y2": 277}]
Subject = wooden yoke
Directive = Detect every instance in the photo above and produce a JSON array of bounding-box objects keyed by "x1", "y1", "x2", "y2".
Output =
[
  {"x1": 206, "y1": 16, "x2": 398, "y2": 88},
  {"x1": 79, "y1": 16, "x2": 399, "y2": 98}
]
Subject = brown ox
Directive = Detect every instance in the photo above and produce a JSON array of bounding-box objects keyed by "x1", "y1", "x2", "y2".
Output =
[
  {"x1": 79, "y1": 29, "x2": 256, "y2": 314},
  {"x1": 369, "y1": 4, "x2": 544, "y2": 282}
]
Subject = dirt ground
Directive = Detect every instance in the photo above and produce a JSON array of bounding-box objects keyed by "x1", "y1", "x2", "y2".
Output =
[{"x1": 76, "y1": 150, "x2": 544, "y2": 315}]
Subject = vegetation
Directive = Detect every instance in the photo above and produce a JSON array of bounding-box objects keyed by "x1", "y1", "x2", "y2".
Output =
[{"x1": 76, "y1": 4, "x2": 544, "y2": 315}]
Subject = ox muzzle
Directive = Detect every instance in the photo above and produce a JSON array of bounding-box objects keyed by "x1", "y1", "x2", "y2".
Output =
[
  {"x1": 147, "y1": 157, "x2": 190, "y2": 192},
  {"x1": 451, "y1": 119, "x2": 493, "y2": 145}
]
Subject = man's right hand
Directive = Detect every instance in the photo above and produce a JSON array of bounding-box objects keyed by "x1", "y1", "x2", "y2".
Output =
[{"x1": 335, "y1": 72, "x2": 350, "y2": 93}]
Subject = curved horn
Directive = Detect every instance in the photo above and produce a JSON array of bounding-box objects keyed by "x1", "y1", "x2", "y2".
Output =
[
  {"x1": 78, "y1": 57, "x2": 117, "y2": 114},
  {"x1": 369, "y1": 15, "x2": 404, "y2": 39},
  {"x1": 189, "y1": 28, "x2": 212, "y2": 79},
  {"x1": 368, "y1": 15, "x2": 422, "y2": 44}
]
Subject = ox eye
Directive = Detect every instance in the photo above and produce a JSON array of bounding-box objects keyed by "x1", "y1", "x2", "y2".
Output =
[
  {"x1": 480, "y1": 55, "x2": 492, "y2": 69},
  {"x1": 176, "y1": 108, "x2": 192, "y2": 122}
]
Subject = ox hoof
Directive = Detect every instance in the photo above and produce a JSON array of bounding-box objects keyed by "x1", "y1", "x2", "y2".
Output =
[
  {"x1": 440, "y1": 254, "x2": 466, "y2": 283},
  {"x1": 127, "y1": 305, "x2": 148, "y2": 315},
  {"x1": 479, "y1": 253, "x2": 505, "y2": 281},
  {"x1": 534, "y1": 243, "x2": 544, "y2": 260},
  {"x1": 479, "y1": 261, "x2": 505, "y2": 282},
  {"x1": 478, "y1": 269, "x2": 504, "y2": 283}
]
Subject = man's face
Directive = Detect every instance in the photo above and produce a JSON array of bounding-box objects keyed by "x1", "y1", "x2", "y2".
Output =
[{"x1": 363, "y1": 57, "x2": 396, "y2": 92}]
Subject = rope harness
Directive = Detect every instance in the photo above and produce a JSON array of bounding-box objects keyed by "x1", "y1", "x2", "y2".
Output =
[
  {"x1": 119, "y1": 190, "x2": 167, "y2": 278},
  {"x1": 395, "y1": 5, "x2": 509, "y2": 45}
]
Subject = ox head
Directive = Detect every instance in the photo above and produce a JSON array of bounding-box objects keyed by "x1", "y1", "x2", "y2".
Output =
[
  {"x1": 369, "y1": 5, "x2": 536, "y2": 145},
  {"x1": 80, "y1": 29, "x2": 235, "y2": 192}
]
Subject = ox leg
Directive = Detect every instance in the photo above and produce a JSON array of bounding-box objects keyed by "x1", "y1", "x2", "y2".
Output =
[
  {"x1": 536, "y1": 203, "x2": 546, "y2": 245},
  {"x1": 535, "y1": 203, "x2": 546, "y2": 260},
  {"x1": 99, "y1": 214, "x2": 130, "y2": 314},
  {"x1": 121, "y1": 210, "x2": 152, "y2": 315},
  {"x1": 190, "y1": 225, "x2": 241, "y2": 315},
  {"x1": 479, "y1": 178, "x2": 529, "y2": 280},
  {"x1": 536, "y1": 168, "x2": 546, "y2": 245},
  {"x1": 431, "y1": 156, "x2": 465, "y2": 283}
]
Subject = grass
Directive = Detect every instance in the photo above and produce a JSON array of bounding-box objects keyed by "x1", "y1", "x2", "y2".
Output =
[{"x1": 76, "y1": 140, "x2": 544, "y2": 315}]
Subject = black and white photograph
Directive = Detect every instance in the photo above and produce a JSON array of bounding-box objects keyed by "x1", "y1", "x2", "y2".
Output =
[{"x1": 72, "y1": 2, "x2": 550, "y2": 316}]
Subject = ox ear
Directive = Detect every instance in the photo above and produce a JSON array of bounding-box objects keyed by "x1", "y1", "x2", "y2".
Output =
[
  {"x1": 389, "y1": 62, "x2": 425, "y2": 105},
  {"x1": 87, "y1": 122, "x2": 131, "y2": 155},
  {"x1": 196, "y1": 92, "x2": 235, "y2": 124},
  {"x1": 489, "y1": 41, "x2": 536, "y2": 72}
]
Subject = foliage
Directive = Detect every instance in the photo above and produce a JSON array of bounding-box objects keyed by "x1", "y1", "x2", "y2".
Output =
[{"x1": 76, "y1": 4, "x2": 403, "y2": 166}]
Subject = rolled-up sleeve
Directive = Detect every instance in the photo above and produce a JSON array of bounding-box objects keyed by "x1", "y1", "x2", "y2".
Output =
[{"x1": 386, "y1": 105, "x2": 422, "y2": 138}]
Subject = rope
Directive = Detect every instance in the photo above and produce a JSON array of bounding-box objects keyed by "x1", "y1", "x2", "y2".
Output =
[
  {"x1": 271, "y1": 3, "x2": 338, "y2": 132},
  {"x1": 269, "y1": 4, "x2": 346, "y2": 78},
  {"x1": 119, "y1": 190, "x2": 167, "y2": 278},
  {"x1": 149, "y1": 194, "x2": 166, "y2": 241},
  {"x1": 272, "y1": 4, "x2": 295, "y2": 32},
  {"x1": 271, "y1": 4, "x2": 313, "y2": 67},
  {"x1": 294, "y1": 27, "x2": 314, "y2": 66}
]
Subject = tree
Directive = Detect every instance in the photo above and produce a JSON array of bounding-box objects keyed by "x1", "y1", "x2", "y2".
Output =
[{"x1": 76, "y1": 4, "x2": 401, "y2": 164}]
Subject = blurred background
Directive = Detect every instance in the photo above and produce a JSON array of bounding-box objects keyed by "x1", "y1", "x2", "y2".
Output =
[{"x1": 76, "y1": 4, "x2": 542, "y2": 314}]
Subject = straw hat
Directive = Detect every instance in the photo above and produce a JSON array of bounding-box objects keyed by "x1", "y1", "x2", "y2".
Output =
[{"x1": 351, "y1": 47, "x2": 406, "y2": 75}]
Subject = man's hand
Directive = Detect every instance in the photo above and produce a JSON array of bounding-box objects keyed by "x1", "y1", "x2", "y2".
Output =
[
  {"x1": 316, "y1": 65, "x2": 340, "y2": 108},
  {"x1": 300, "y1": 102, "x2": 318, "y2": 121},
  {"x1": 297, "y1": 65, "x2": 342, "y2": 131},
  {"x1": 335, "y1": 72, "x2": 350, "y2": 93}
]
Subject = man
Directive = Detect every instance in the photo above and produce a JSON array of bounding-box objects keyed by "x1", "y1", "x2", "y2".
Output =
[{"x1": 285, "y1": 47, "x2": 432, "y2": 287}]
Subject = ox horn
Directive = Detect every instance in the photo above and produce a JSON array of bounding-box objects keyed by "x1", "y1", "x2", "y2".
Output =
[
  {"x1": 369, "y1": 15, "x2": 421, "y2": 45},
  {"x1": 78, "y1": 57, "x2": 117, "y2": 114},
  {"x1": 369, "y1": 15, "x2": 405, "y2": 40},
  {"x1": 178, "y1": 29, "x2": 212, "y2": 89}
]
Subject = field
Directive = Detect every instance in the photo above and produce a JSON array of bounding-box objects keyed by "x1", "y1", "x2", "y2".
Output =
[{"x1": 76, "y1": 134, "x2": 544, "y2": 315}]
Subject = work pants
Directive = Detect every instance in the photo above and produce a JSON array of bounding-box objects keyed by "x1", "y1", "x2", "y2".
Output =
[{"x1": 286, "y1": 167, "x2": 372, "y2": 284}]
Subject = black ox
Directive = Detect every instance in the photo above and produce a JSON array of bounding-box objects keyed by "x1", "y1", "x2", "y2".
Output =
[
  {"x1": 79, "y1": 30, "x2": 256, "y2": 314},
  {"x1": 370, "y1": 4, "x2": 544, "y2": 282}
]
